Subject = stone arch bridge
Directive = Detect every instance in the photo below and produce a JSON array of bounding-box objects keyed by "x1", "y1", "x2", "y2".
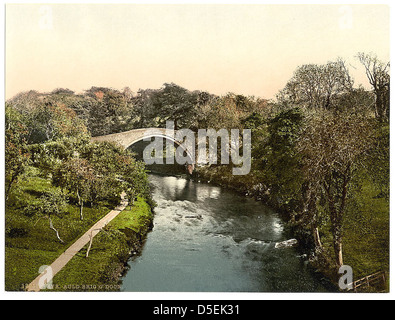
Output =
[{"x1": 91, "y1": 128, "x2": 194, "y2": 174}]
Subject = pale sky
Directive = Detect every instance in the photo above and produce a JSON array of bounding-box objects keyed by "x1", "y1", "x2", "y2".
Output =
[{"x1": 5, "y1": 3, "x2": 390, "y2": 100}]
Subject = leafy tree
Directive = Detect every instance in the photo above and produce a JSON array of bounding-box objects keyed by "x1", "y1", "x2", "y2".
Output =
[
  {"x1": 83, "y1": 141, "x2": 152, "y2": 206},
  {"x1": 151, "y1": 83, "x2": 199, "y2": 130},
  {"x1": 263, "y1": 108, "x2": 304, "y2": 209},
  {"x1": 52, "y1": 158, "x2": 95, "y2": 221},
  {"x1": 5, "y1": 105, "x2": 31, "y2": 200},
  {"x1": 51, "y1": 88, "x2": 75, "y2": 95},
  {"x1": 81, "y1": 141, "x2": 134, "y2": 203},
  {"x1": 31, "y1": 190, "x2": 67, "y2": 243},
  {"x1": 131, "y1": 83, "x2": 216, "y2": 131},
  {"x1": 278, "y1": 59, "x2": 354, "y2": 110},
  {"x1": 119, "y1": 156, "x2": 151, "y2": 209},
  {"x1": 23, "y1": 102, "x2": 89, "y2": 144},
  {"x1": 242, "y1": 112, "x2": 268, "y2": 169},
  {"x1": 81, "y1": 141, "x2": 124, "y2": 176},
  {"x1": 333, "y1": 85, "x2": 375, "y2": 115},
  {"x1": 130, "y1": 88, "x2": 159, "y2": 128},
  {"x1": 201, "y1": 94, "x2": 242, "y2": 130},
  {"x1": 47, "y1": 89, "x2": 94, "y2": 126},
  {"x1": 28, "y1": 136, "x2": 90, "y2": 177},
  {"x1": 6, "y1": 90, "x2": 42, "y2": 114},
  {"x1": 86, "y1": 87, "x2": 131, "y2": 136}
]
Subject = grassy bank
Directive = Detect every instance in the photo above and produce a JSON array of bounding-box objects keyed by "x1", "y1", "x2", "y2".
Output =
[
  {"x1": 47, "y1": 197, "x2": 153, "y2": 291},
  {"x1": 5, "y1": 168, "x2": 153, "y2": 291}
]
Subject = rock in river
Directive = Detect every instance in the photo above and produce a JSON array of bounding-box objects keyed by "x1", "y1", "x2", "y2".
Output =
[{"x1": 275, "y1": 239, "x2": 298, "y2": 249}]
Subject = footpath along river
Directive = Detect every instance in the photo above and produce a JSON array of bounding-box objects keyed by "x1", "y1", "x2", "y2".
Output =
[{"x1": 121, "y1": 174, "x2": 336, "y2": 292}]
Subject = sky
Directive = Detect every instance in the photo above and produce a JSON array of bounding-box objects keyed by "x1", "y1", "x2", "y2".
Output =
[{"x1": 5, "y1": 3, "x2": 391, "y2": 100}]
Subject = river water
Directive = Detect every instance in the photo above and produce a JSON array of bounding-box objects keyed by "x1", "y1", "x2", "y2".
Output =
[{"x1": 121, "y1": 174, "x2": 335, "y2": 292}]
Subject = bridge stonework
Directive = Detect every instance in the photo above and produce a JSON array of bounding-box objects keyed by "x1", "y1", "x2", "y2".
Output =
[{"x1": 91, "y1": 128, "x2": 194, "y2": 174}]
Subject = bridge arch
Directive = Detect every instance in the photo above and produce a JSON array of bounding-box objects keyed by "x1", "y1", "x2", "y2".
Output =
[{"x1": 91, "y1": 128, "x2": 195, "y2": 174}]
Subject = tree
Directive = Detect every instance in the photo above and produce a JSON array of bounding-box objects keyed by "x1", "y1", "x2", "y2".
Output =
[
  {"x1": 28, "y1": 136, "x2": 90, "y2": 177},
  {"x1": 201, "y1": 94, "x2": 242, "y2": 130},
  {"x1": 131, "y1": 88, "x2": 158, "y2": 128},
  {"x1": 32, "y1": 190, "x2": 67, "y2": 243},
  {"x1": 119, "y1": 156, "x2": 150, "y2": 209},
  {"x1": 52, "y1": 158, "x2": 95, "y2": 220},
  {"x1": 51, "y1": 88, "x2": 75, "y2": 95},
  {"x1": 6, "y1": 90, "x2": 42, "y2": 114},
  {"x1": 278, "y1": 59, "x2": 354, "y2": 110},
  {"x1": 357, "y1": 52, "x2": 390, "y2": 122},
  {"x1": 297, "y1": 110, "x2": 373, "y2": 266},
  {"x1": 151, "y1": 83, "x2": 199, "y2": 130},
  {"x1": 241, "y1": 112, "x2": 268, "y2": 173},
  {"x1": 81, "y1": 140, "x2": 153, "y2": 207},
  {"x1": 48, "y1": 89, "x2": 93, "y2": 125},
  {"x1": 5, "y1": 105, "x2": 31, "y2": 200},
  {"x1": 23, "y1": 102, "x2": 88, "y2": 144},
  {"x1": 81, "y1": 141, "x2": 133, "y2": 203},
  {"x1": 264, "y1": 108, "x2": 304, "y2": 202},
  {"x1": 87, "y1": 87, "x2": 131, "y2": 136}
]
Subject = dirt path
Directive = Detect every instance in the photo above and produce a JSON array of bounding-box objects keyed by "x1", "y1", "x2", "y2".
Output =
[{"x1": 26, "y1": 194, "x2": 128, "y2": 292}]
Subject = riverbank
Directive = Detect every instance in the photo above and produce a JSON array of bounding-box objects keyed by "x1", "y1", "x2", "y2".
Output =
[
  {"x1": 47, "y1": 197, "x2": 153, "y2": 291},
  {"x1": 193, "y1": 165, "x2": 389, "y2": 290},
  {"x1": 5, "y1": 168, "x2": 154, "y2": 292}
]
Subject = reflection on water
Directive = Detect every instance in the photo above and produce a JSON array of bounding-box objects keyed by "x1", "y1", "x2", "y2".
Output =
[{"x1": 121, "y1": 174, "x2": 335, "y2": 292}]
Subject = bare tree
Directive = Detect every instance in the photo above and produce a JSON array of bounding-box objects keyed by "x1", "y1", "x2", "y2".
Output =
[
  {"x1": 357, "y1": 52, "x2": 390, "y2": 122},
  {"x1": 297, "y1": 110, "x2": 373, "y2": 266},
  {"x1": 278, "y1": 59, "x2": 354, "y2": 110}
]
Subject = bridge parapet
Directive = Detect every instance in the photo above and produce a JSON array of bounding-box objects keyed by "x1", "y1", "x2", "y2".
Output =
[
  {"x1": 91, "y1": 128, "x2": 194, "y2": 173},
  {"x1": 91, "y1": 128, "x2": 171, "y2": 149}
]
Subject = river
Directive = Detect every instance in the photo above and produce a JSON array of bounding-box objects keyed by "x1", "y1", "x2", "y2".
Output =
[{"x1": 121, "y1": 173, "x2": 336, "y2": 292}]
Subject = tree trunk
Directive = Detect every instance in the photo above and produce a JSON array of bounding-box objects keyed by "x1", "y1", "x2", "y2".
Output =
[
  {"x1": 375, "y1": 91, "x2": 383, "y2": 121},
  {"x1": 86, "y1": 229, "x2": 100, "y2": 258},
  {"x1": 48, "y1": 216, "x2": 64, "y2": 243},
  {"x1": 333, "y1": 227, "x2": 344, "y2": 267},
  {"x1": 5, "y1": 169, "x2": 20, "y2": 202},
  {"x1": 313, "y1": 226, "x2": 323, "y2": 248},
  {"x1": 77, "y1": 189, "x2": 84, "y2": 221},
  {"x1": 328, "y1": 203, "x2": 345, "y2": 268},
  {"x1": 5, "y1": 179, "x2": 14, "y2": 202},
  {"x1": 80, "y1": 200, "x2": 84, "y2": 221},
  {"x1": 325, "y1": 180, "x2": 344, "y2": 267},
  {"x1": 304, "y1": 184, "x2": 322, "y2": 249}
]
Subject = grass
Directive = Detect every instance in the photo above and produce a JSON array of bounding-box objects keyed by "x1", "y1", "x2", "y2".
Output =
[
  {"x1": 5, "y1": 168, "x2": 153, "y2": 292},
  {"x1": 108, "y1": 199, "x2": 152, "y2": 232},
  {"x1": 5, "y1": 168, "x2": 120, "y2": 291},
  {"x1": 5, "y1": 248, "x2": 60, "y2": 291},
  {"x1": 313, "y1": 172, "x2": 389, "y2": 283},
  {"x1": 342, "y1": 177, "x2": 389, "y2": 280},
  {"x1": 47, "y1": 197, "x2": 153, "y2": 291}
]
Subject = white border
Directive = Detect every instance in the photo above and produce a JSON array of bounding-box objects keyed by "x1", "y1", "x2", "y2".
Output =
[{"x1": 1, "y1": 0, "x2": 394, "y2": 301}]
